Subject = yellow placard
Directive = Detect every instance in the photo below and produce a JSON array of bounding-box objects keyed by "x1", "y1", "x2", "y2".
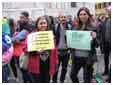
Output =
[{"x1": 27, "y1": 31, "x2": 54, "y2": 52}]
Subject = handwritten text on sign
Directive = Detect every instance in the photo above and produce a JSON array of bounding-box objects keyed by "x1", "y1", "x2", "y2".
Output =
[
  {"x1": 27, "y1": 31, "x2": 54, "y2": 51},
  {"x1": 66, "y1": 30, "x2": 92, "y2": 50}
]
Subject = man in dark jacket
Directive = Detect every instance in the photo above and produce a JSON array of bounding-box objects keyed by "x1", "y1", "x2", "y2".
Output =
[
  {"x1": 52, "y1": 13, "x2": 73, "y2": 83},
  {"x1": 101, "y1": 6, "x2": 111, "y2": 76},
  {"x1": 16, "y1": 11, "x2": 34, "y2": 32},
  {"x1": 102, "y1": 17, "x2": 111, "y2": 75}
]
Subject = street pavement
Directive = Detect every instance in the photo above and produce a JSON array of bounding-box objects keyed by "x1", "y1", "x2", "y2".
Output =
[{"x1": 6, "y1": 47, "x2": 110, "y2": 83}]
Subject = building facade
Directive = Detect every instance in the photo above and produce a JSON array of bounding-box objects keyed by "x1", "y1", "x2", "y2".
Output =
[
  {"x1": 95, "y1": 2, "x2": 111, "y2": 16},
  {"x1": 2, "y1": 2, "x2": 95, "y2": 21}
]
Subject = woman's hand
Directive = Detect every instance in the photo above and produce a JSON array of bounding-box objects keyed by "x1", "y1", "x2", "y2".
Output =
[
  {"x1": 91, "y1": 32, "x2": 96, "y2": 39},
  {"x1": 27, "y1": 49, "x2": 44, "y2": 56},
  {"x1": 38, "y1": 49, "x2": 44, "y2": 53}
]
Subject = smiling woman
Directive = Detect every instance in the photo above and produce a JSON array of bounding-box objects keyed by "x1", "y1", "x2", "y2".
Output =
[
  {"x1": 70, "y1": 7, "x2": 99, "y2": 83},
  {"x1": 35, "y1": 16, "x2": 50, "y2": 31},
  {"x1": 26, "y1": 16, "x2": 58, "y2": 83},
  {"x1": 76, "y1": 7, "x2": 92, "y2": 30}
]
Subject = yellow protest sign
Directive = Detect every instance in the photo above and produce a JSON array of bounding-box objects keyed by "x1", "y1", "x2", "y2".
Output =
[{"x1": 27, "y1": 31, "x2": 55, "y2": 52}]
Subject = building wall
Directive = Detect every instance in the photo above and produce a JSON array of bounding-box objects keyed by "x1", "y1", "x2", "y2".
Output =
[
  {"x1": 2, "y1": 2, "x2": 95, "y2": 21},
  {"x1": 95, "y1": 2, "x2": 111, "y2": 16}
]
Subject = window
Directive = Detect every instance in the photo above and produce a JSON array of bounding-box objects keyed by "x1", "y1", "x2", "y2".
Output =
[
  {"x1": 103, "y1": 2, "x2": 106, "y2": 8},
  {"x1": 98, "y1": 3, "x2": 101, "y2": 9},
  {"x1": 101, "y1": 3, "x2": 104, "y2": 8},
  {"x1": 71, "y1": 2, "x2": 76, "y2": 8},
  {"x1": 95, "y1": 4, "x2": 98, "y2": 9},
  {"x1": 108, "y1": 2, "x2": 111, "y2": 6}
]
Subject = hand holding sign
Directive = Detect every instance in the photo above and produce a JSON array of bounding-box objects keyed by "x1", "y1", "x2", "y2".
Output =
[
  {"x1": 38, "y1": 49, "x2": 44, "y2": 53},
  {"x1": 91, "y1": 32, "x2": 96, "y2": 39}
]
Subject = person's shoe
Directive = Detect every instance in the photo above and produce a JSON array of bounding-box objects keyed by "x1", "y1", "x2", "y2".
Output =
[
  {"x1": 8, "y1": 77, "x2": 17, "y2": 83},
  {"x1": 15, "y1": 78, "x2": 19, "y2": 82},
  {"x1": 60, "y1": 81, "x2": 64, "y2": 83},
  {"x1": 91, "y1": 79, "x2": 97, "y2": 83},
  {"x1": 52, "y1": 79, "x2": 57, "y2": 83}
]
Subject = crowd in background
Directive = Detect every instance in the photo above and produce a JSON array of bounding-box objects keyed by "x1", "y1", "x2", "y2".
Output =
[{"x1": 2, "y1": 6, "x2": 111, "y2": 83}]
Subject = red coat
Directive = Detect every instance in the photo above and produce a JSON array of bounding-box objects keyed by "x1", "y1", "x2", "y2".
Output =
[
  {"x1": 27, "y1": 31, "x2": 58, "y2": 77},
  {"x1": 13, "y1": 40, "x2": 26, "y2": 57},
  {"x1": 13, "y1": 32, "x2": 28, "y2": 57}
]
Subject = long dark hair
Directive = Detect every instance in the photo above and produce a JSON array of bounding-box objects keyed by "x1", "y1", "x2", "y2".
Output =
[
  {"x1": 76, "y1": 7, "x2": 93, "y2": 30},
  {"x1": 35, "y1": 16, "x2": 50, "y2": 31}
]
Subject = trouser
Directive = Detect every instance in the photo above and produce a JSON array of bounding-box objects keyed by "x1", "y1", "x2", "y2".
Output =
[
  {"x1": 108, "y1": 68, "x2": 111, "y2": 83},
  {"x1": 2, "y1": 64, "x2": 10, "y2": 83},
  {"x1": 70, "y1": 57, "x2": 93, "y2": 83},
  {"x1": 100, "y1": 43, "x2": 104, "y2": 54},
  {"x1": 31, "y1": 57, "x2": 50, "y2": 83},
  {"x1": 20, "y1": 68, "x2": 34, "y2": 83},
  {"x1": 10, "y1": 56, "x2": 19, "y2": 78},
  {"x1": 103, "y1": 41, "x2": 111, "y2": 74},
  {"x1": 53, "y1": 50, "x2": 70, "y2": 83}
]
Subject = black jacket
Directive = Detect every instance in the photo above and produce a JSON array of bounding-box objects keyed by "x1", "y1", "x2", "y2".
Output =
[
  {"x1": 53, "y1": 22, "x2": 73, "y2": 46},
  {"x1": 71, "y1": 24, "x2": 99, "y2": 64}
]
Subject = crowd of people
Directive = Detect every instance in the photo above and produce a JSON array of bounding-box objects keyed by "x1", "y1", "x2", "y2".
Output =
[{"x1": 2, "y1": 6, "x2": 111, "y2": 83}]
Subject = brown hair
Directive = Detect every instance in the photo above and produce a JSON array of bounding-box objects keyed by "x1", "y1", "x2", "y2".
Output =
[
  {"x1": 35, "y1": 16, "x2": 50, "y2": 31},
  {"x1": 76, "y1": 7, "x2": 93, "y2": 29}
]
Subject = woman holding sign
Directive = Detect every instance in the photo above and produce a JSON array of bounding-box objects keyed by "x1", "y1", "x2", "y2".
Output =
[
  {"x1": 70, "y1": 7, "x2": 99, "y2": 83},
  {"x1": 26, "y1": 16, "x2": 58, "y2": 83}
]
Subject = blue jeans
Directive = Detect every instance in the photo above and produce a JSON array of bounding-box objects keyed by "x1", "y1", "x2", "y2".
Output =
[{"x1": 2, "y1": 64, "x2": 10, "y2": 83}]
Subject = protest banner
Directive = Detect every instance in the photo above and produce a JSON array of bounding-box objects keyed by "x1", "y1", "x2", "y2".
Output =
[
  {"x1": 66, "y1": 30, "x2": 92, "y2": 50},
  {"x1": 27, "y1": 31, "x2": 54, "y2": 51}
]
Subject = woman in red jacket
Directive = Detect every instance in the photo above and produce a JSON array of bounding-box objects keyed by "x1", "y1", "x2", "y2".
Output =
[{"x1": 27, "y1": 16, "x2": 58, "y2": 83}]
